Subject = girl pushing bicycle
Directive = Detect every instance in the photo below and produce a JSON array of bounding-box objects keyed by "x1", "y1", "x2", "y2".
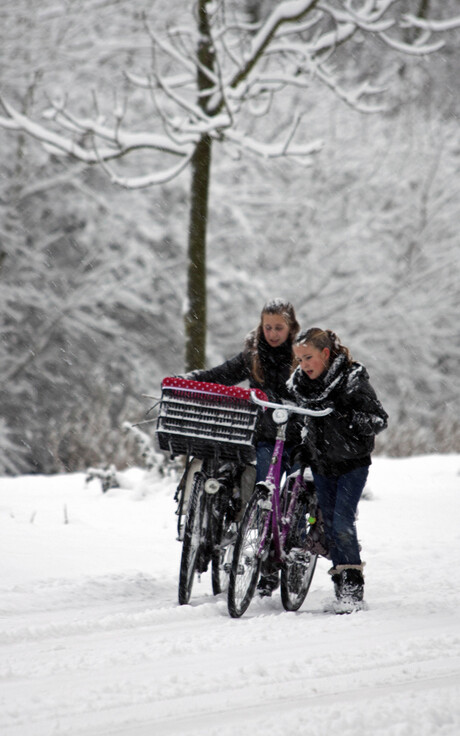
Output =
[
  {"x1": 186, "y1": 298, "x2": 301, "y2": 489},
  {"x1": 287, "y1": 328, "x2": 388, "y2": 613},
  {"x1": 165, "y1": 299, "x2": 299, "y2": 604},
  {"x1": 185, "y1": 298, "x2": 302, "y2": 597}
]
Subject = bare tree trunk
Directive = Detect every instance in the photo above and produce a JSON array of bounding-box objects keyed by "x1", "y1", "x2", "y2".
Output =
[
  {"x1": 184, "y1": 0, "x2": 215, "y2": 371},
  {"x1": 184, "y1": 133, "x2": 212, "y2": 371}
]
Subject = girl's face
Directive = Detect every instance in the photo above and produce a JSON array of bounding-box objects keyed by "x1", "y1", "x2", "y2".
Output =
[
  {"x1": 262, "y1": 313, "x2": 290, "y2": 348},
  {"x1": 294, "y1": 342, "x2": 330, "y2": 380}
]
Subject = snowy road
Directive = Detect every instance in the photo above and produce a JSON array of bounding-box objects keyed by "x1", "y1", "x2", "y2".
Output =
[{"x1": 1, "y1": 456, "x2": 459, "y2": 735}]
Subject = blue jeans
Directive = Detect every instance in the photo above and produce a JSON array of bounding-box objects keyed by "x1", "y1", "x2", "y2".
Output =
[
  {"x1": 313, "y1": 466, "x2": 369, "y2": 568},
  {"x1": 256, "y1": 442, "x2": 293, "y2": 483}
]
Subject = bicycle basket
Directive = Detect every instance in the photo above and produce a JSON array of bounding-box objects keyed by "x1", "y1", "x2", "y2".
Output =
[{"x1": 156, "y1": 377, "x2": 268, "y2": 462}]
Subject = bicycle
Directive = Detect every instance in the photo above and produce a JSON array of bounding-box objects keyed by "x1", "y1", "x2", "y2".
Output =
[
  {"x1": 227, "y1": 394, "x2": 332, "y2": 618},
  {"x1": 155, "y1": 377, "x2": 267, "y2": 606}
]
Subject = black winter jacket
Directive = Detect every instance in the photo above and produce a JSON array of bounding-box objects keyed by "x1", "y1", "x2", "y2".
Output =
[
  {"x1": 187, "y1": 332, "x2": 299, "y2": 445},
  {"x1": 286, "y1": 354, "x2": 388, "y2": 476}
]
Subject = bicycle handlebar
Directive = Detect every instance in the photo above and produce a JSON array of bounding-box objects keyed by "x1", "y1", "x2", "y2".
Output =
[{"x1": 250, "y1": 391, "x2": 333, "y2": 417}]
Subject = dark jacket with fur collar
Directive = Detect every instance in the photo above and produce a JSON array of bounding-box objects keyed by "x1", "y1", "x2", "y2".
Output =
[
  {"x1": 286, "y1": 354, "x2": 388, "y2": 476},
  {"x1": 187, "y1": 331, "x2": 298, "y2": 444}
]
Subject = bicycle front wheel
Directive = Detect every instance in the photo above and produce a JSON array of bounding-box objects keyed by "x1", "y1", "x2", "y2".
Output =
[
  {"x1": 227, "y1": 488, "x2": 270, "y2": 618},
  {"x1": 281, "y1": 549, "x2": 317, "y2": 611},
  {"x1": 178, "y1": 472, "x2": 207, "y2": 605},
  {"x1": 280, "y1": 499, "x2": 318, "y2": 612}
]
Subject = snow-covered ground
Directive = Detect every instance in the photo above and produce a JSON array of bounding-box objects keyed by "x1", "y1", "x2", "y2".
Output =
[{"x1": 1, "y1": 455, "x2": 459, "y2": 736}]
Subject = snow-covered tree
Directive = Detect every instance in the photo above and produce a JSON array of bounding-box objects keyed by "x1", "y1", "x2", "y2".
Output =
[
  {"x1": 1, "y1": 0, "x2": 459, "y2": 474},
  {"x1": 1, "y1": 0, "x2": 459, "y2": 371}
]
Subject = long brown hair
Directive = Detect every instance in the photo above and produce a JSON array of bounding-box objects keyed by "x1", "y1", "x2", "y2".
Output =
[
  {"x1": 251, "y1": 299, "x2": 300, "y2": 383},
  {"x1": 294, "y1": 327, "x2": 353, "y2": 365}
]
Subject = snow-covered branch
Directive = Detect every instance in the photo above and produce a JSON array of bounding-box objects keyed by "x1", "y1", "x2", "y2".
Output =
[
  {"x1": 0, "y1": 98, "x2": 113, "y2": 162},
  {"x1": 94, "y1": 148, "x2": 195, "y2": 189},
  {"x1": 224, "y1": 126, "x2": 323, "y2": 159},
  {"x1": 125, "y1": 70, "x2": 194, "y2": 91},
  {"x1": 217, "y1": 0, "x2": 454, "y2": 111},
  {"x1": 379, "y1": 33, "x2": 444, "y2": 55},
  {"x1": 402, "y1": 13, "x2": 460, "y2": 32},
  {"x1": 222, "y1": 0, "x2": 321, "y2": 98},
  {"x1": 318, "y1": 0, "x2": 394, "y2": 32},
  {"x1": 1, "y1": 0, "x2": 458, "y2": 193},
  {"x1": 42, "y1": 104, "x2": 195, "y2": 155},
  {"x1": 312, "y1": 64, "x2": 386, "y2": 113},
  {"x1": 0, "y1": 96, "x2": 193, "y2": 162}
]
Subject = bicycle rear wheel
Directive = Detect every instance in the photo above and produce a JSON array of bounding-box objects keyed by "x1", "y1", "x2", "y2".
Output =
[
  {"x1": 227, "y1": 488, "x2": 270, "y2": 618},
  {"x1": 281, "y1": 549, "x2": 317, "y2": 611},
  {"x1": 280, "y1": 497, "x2": 318, "y2": 612},
  {"x1": 178, "y1": 471, "x2": 208, "y2": 605}
]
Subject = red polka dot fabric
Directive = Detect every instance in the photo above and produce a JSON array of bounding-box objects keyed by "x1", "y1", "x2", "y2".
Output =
[{"x1": 161, "y1": 377, "x2": 268, "y2": 403}]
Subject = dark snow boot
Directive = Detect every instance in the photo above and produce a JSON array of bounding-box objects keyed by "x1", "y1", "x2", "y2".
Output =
[
  {"x1": 332, "y1": 566, "x2": 366, "y2": 614},
  {"x1": 257, "y1": 556, "x2": 280, "y2": 597},
  {"x1": 257, "y1": 572, "x2": 280, "y2": 597},
  {"x1": 328, "y1": 565, "x2": 346, "y2": 599},
  {"x1": 331, "y1": 573, "x2": 341, "y2": 599}
]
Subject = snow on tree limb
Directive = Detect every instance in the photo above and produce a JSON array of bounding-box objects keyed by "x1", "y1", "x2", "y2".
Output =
[
  {"x1": 312, "y1": 64, "x2": 387, "y2": 113},
  {"x1": 0, "y1": 95, "x2": 194, "y2": 163},
  {"x1": 42, "y1": 104, "x2": 195, "y2": 155},
  {"x1": 379, "y1": 32, "x2": 444, "y2": 55},
  {"x1": 0, "y1": 0, "x2": 457, "y2": 187},
  {"x1": 224, "y1": 125, "x2": 323, "y2": 159},
  {"x1": 222, "y1": 1, "x2": 320, "y2": 98},
  {"x1": 94, "y1": 148, "x2": 195, "y2": 189},
  {"x1": 218, "y1": 0, "x2": 447, "y2": 109},
  {"x1": 0, "y1": 98, "x2": 113, "y2": 162},
  {"x1": 402, "y1": 13, "x2": 460, "y2": 32},
  {"x1": 318, "y1": 1, "x2": 394, "y2": 32},
  {"x1": 125, "y1": 70, "x2": 194, "y2": 91}
]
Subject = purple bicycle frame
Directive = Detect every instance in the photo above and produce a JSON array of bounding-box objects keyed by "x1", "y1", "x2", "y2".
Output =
[{"x1": 256, "y1": 431, "x2": 304, "y2": 564}]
